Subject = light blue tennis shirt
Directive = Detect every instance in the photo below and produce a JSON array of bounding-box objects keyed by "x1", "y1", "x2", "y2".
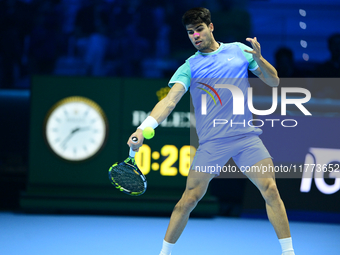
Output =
[{"x1": 169, "y1": 42, "x2": 262, "y2": 144}]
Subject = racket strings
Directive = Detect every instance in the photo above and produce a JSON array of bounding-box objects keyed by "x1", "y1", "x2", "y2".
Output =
[{"x1": 110, "y1": 164, "x2": 145, "y2": 192}]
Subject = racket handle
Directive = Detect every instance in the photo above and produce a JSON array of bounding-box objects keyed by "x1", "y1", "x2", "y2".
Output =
[
  {"x1": 129, "y1": 136, "x2": 138, "y2": 158},
  {"x1": 129, "y1": 147, "x2": 136, "y2": 157}
]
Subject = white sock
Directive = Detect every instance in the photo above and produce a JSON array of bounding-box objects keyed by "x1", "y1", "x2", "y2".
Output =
[
  {"x1": 279, "y1": 237, "x2": 295, "y2": 255},
  {"x1": 159, "y1": 240, "x2": 175, "y2": 255}
]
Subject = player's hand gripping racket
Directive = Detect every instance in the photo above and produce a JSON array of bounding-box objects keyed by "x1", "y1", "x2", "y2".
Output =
[{"x1": 108, "y1": 137, "x2": 147, "y2": 196}]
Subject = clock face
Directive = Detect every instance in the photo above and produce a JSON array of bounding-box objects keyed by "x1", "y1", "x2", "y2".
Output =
[{"x1": 44, "y1": 96, "x2": 108, "y2": 161}]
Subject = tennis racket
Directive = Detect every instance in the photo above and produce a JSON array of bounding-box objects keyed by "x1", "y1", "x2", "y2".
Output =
[{"x1": 108, "y1": 137, "x2": 147, "y2": 196}]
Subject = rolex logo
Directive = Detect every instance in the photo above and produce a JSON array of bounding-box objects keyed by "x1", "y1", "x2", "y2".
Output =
[{"x1": 156, "y1": 87, "x2": 170, "y2": 101}]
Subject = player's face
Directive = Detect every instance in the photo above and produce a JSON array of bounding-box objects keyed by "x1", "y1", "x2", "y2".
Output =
[{"x1": 186, "y1": 23, "x2": 214, "y2": 52}]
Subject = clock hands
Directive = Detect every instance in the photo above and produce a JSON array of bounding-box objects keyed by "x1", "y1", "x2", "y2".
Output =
[
  {"x1": 60, "y1": 126, "x2": 92, "y2": 149},
  {"x1": 76, "y1": 126, "x2": 91, "y2": 132}
]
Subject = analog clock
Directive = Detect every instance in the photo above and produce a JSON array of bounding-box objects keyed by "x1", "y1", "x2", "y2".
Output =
[{"x1": 44, "y1": 96, "x2": 108, "y2": 161}]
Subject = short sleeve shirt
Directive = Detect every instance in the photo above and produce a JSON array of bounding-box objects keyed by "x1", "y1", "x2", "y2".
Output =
[{"x1": 168, "y1": 42, "x2": 260, "y2": 143}]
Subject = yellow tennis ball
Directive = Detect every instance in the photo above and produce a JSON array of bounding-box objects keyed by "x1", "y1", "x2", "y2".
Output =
[{"x1": 143, "y1": 127, "x2": 155, "y2": 139}]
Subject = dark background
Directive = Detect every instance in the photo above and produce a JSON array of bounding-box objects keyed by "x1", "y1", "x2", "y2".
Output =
[{"x1": 1, "y1": 0, "x2": 340, "y2": 222}]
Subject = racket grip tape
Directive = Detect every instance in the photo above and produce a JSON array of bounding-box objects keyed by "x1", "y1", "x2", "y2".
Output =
[
  {"x1": 129, "y1": 147, "x2": 136, "y2": 157},
  {"x1": 129, "y1": 136, "x2": 138, "y2": 157}
]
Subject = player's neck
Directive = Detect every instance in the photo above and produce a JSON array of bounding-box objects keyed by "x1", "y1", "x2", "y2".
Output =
[{"x1": 201, "y1": 40, "x2": 220, "y2": 53}]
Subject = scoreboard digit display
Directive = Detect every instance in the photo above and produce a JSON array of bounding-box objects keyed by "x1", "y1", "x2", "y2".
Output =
[{"x1": 135, "y1": 144, "x2": 196, "y2": 177}]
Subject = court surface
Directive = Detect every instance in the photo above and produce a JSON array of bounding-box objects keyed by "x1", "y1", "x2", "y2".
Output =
[{"x1": 1, "y1": 212, "x2": 339, "y2": 255}]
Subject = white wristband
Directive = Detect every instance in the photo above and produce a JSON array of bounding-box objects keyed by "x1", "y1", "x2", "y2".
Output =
[{"x1": 138, "y1": 116, "x2": 159, "y2": 130}]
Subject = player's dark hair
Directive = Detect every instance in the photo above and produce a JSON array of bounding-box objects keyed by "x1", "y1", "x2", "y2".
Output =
[{"x1": 182, "y1": 7, "x2": 212, "y2": 27}]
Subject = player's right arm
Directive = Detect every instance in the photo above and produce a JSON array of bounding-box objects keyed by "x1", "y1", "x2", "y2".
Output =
[
  {"x1": 127, "y1": 83, "x2": 186, "y2": 150},
  {"x1": 149, "y1": 83, "x2": 186, "y2": 123}
]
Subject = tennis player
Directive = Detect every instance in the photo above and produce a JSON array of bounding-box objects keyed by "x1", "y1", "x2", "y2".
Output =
[{"x1": 128, "y1": 7, "x2": 295, "y2": 255}]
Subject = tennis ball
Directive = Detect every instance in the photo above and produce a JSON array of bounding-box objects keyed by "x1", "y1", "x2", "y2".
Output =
[{"x1": 143, "y1": 127, "x2": 155, "y2": 139}]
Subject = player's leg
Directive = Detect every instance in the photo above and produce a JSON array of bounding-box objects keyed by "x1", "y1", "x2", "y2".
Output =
[
  {"x1": 244, "y1": 158, "x2": 290, "y2": 238},
  {"x1": 160, "y1": 170, "x2": 215, "y2": 255},
  {"x1": 233, "y1": 133, "x2": 295, "y2": 254},
  {"x1": 245, "y1": 158, "x2": 294, "y2": 254},
  {"x1": 165, "y1": 170, "x2": 215, "y2": 242}
]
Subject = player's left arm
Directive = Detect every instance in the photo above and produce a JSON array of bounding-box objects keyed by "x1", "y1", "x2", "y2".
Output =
[{"x1": 245, "y1": 37, "x2": 280, "y2": 87}]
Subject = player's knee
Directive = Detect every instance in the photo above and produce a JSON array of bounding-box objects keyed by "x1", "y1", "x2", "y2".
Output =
[
  {"x1": 185, "y1": 196, "x2": 200, "y2": 209},
  {"x1": 175, "y1": 195, "x2": 199, "y2": 213},
  {"x1": 261, "y1": 182, "x2": 280, "y2": 203}
]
